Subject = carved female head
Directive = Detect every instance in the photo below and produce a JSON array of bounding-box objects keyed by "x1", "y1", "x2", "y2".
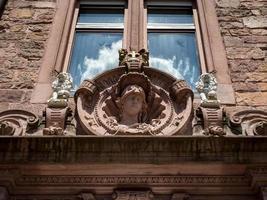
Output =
[{"x1": 118, "y1": 85, "x2": 147, "y2": 125}]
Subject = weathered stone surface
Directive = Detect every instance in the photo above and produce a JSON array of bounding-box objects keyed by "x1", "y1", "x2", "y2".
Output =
[
  {"x1": 0, "y1": 90, "x2": 24, "y2": 103},
  {"x1": 229, "y1": 60, "x2": 263, "y2": 72},
  {"x1": 258, "y1": 83, "x2": 267, "y2": 92},
  {"x1": 226, "y1": 48, "x2": 265, "y2": 60},
  {"x1": 236, "y1": 92, "x2": 267, "y2": 106},
  {"x1": 243, "y1": 36, "x2": 267, "y2": 44},
  {"x1": 224, "y1": 36, "x2": 243, "y2": 47},
  {"x1": 9, "y1": 8, "x2": 34, "y2": 19},
  {"x1": 245, "y1": 72, "x2": 267, "y2": 82},
  {"x1": 232, "y1": 82, "x2": 259, "y2": 92},
  {"x1": 216, "y1": 0, "x2": 240, "y2": 8},
  {"x1": 0, "y1": 0, "x2": 55, "y2": 103},
  {"x1": 243, "y1": 16, "x2": 267, "y2": 28}
]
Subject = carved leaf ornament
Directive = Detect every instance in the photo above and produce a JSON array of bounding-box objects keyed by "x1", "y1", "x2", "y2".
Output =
[
  {"x1": 229, "y1": 110, "x2": 267, "y2": 135},
  {"x1": 0, "y1": 110, "x2": 39, "y2": 136}
]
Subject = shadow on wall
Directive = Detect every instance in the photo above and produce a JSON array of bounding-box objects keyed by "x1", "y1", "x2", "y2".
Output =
[{"x1": 0, "y1": 187, "x2": 9, "y2": 200}]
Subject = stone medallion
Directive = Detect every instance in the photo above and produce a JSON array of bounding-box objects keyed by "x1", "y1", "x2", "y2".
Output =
[{"x1": 75, "y1": 66, "x2": 194, "y2": 136}]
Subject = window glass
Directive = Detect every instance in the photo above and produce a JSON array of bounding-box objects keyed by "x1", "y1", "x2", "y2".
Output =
[
  {"x1": 78, "y1": 9, "x2": 124, "y2": 24},
  {"x1": 68, "y1": 6, "x2": 124, "y2": 90},
  {"x1": 148, "y1": 32, "x2": 200, "y2": 89},
  {"x1": 148, "y1": 7, "x2": 200, "y2": 90},
  {"x1": 69, "y1": 32, "x2": 122, "y2": 90},
  {"x1": 148, "y1": 9, "x2": 193, "y2": 24}
]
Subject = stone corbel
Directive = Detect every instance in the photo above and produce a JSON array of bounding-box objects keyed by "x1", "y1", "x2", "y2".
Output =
[
  {"x1": 0, "y1": 110, "x2": 40, "y2": 136},
  {"x1": 228, "y1": 110, "x2": 267, "y2": 136},
  {"x1": 196, "y1": 107, "x2": 225, "y2": 136},
  {"x1": 195, "y1": 73, "x2": 225, "y2": 136},
  {"x1": 43, "y1": 72, "x2": 73, "y2": 135}
]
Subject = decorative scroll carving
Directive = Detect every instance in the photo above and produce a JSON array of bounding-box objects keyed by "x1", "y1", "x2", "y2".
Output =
[
  {"x1": 75, "y1": 55, "x2": 194, "y2": 136},
  {"x1": 195, "y1": 74, "x2": 225, "y2": 136},
  {"x1": 113, "y1": 191, "x2": 153, "y2": 200},
  {"x1": 229, "y1": 110, "x2": 267, "y2": 135},
  {"x1": 119, "y1": 49, "x2": 149, "y2": 72},
  {"x1": 0, "y1": 110, "x2": 39, "y2": 136}
]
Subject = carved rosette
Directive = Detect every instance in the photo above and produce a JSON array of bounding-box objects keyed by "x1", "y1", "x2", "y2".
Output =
[
  {"x1": 75, "y1": 65, "x2": 194, "y2": 136},
  {"x1": 229, "y1": 110, "x2": 267, "y2": 135},
  {"x1": 0, "y1": 110, "x2": 39, "y2": 136}
]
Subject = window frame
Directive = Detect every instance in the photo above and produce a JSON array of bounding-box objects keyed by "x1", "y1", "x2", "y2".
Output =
[
  {"x1": 62, "y1": 1, "x2": 126, "y2": 82},
  {"x1": 31, "y1": 0, "x2": 235, "y2": 105},
  {"x1": 146, "y1": 2, "x2": 206, "y2": 89}
]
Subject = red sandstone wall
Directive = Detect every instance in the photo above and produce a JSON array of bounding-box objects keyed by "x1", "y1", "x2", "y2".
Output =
[
  {"x1": 0, "y1": 0, "x2": 55, "y2": 111},
  {"x1": 216, "y1": 0, "x2": 267, "y2": 106},
  {"x1": 0, "y1": 0, "x2": 266, "y2": 111}
]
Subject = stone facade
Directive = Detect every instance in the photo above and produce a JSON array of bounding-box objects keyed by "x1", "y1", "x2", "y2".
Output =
[
  {"x1": 0, "y1": 0, "x2": 266, "y2": 109},
  {"x1": 0, "y1": 0, "x2": 267, "y2": 200},
  {"x1": 216, "y1": 0, "x2": 267, "y2": 106},
  {"x1": 0, "y1": 0, "x2": 56, "y2": 111}
]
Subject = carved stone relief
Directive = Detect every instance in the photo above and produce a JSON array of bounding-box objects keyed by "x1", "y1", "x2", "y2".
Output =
[
  {"x1": 195, "y1": 73, "x2": 225, "y2": 136},
  {"x1": 75, "y1": 53, "x2": 194, "y2": 136},
  {"x1": 43, "y1": 72, "x2": 73, "y2": 135},
  {"x1": 0, "y1": 110, "x2": 40, "y2": 136},
  {"x1": 229, "y1": 110, "x2": 267, "y2": 135}
]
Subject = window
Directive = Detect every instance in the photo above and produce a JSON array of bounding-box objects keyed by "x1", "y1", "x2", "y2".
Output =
[
  {"x1": 31, "y1": 0, "x2": 235, "y2": 105},
  {"x1": 65, "y1": 2, "x2": 125, "y2": 90},
  {"x1": 146, "y1": 1, "x2": 203, "y2": 89}
]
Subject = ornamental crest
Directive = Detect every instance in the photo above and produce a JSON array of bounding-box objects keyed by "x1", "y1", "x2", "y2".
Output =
[{"x1": 75, "y1": 50, "x2": 194, "y2": 136}]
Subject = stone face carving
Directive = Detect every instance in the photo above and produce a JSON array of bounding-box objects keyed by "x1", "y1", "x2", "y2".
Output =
[
  {"x1": 0, "y1": 110, "x2": 39, "y2": 136},
  {"x1": 229, "y1": 109, "x2": 267, "y2": 135},
  {"x1": 119, "y1": 49, "x2": 149, "y2": 72},
  {"x1": 47, "y1": 72, "x2": 73, "y2": 108},
  {"x1": 196, "y1": 73, "x2": 220, "y2": 108},
  {"x1": 75, "y1": 51, "x2": 194, "y2": 136}
]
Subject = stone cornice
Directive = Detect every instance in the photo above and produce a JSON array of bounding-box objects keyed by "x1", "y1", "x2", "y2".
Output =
[{"x1": 0, "y1": 137, "x2": 267, "y2": 163}]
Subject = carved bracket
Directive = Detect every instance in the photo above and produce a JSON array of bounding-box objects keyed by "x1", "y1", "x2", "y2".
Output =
[
  {"x1": 43, "y1": 107, "x2": 72, "y2": 136},
  {"x1": 0, "y1": 110, "x2": 40, "y2": 136},
  {"x1": 196, "y1": 107, "x2": 226, "y2": 136},
  {"x1": 229, "y1": 110, "x2": 267, "y2": 136}
]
